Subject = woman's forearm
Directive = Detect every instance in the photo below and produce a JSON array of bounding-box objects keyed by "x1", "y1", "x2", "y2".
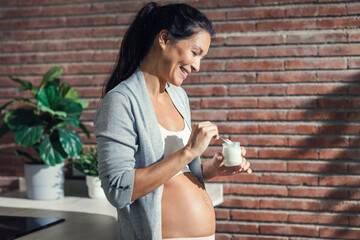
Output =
[{"x1": 131, "y1": 147, "x2": 195, "y2": 201}]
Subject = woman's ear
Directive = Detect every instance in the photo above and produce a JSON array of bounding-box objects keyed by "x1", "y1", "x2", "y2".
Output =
[{"x1": 158, "y1": 29, "x2": 171, "y2": 49}]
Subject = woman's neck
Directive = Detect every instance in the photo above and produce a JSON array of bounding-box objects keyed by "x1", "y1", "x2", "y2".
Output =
[{"x1": 140, "y1": 57, "x2": 167, "y2": 100}]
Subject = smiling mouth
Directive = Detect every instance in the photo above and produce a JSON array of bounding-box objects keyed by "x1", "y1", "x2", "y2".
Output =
[{"x1": 180, "y1": 66, "x2": 189, "y2": 78}]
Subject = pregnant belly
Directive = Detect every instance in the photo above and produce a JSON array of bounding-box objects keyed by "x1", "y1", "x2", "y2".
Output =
[{"x1": 161, "y1": 172, "x2": 215, "y2": 238}]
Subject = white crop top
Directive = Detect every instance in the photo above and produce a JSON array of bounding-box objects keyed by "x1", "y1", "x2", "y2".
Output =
[{"x1": 159, "y1": 121, "x2": 191, "y2": 178}]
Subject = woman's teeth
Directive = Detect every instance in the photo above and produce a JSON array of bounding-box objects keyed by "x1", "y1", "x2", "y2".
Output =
[{"x1": 180, "y1": 67, "x2": 188, "y2": 76}]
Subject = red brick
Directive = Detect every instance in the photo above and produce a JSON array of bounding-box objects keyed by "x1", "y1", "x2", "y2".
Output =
[
  {"x1": 0, "y1": 6, "x2": 42, "y2": 18},
  {"x1": 191, "y1": 110, "x2": 228, "y2": 121},
  {"x1": 211, "y1": 174, "x2": 259, "y2": 184},
  {"x1": 285, "y1": 6, "x2": 317, "y2": 17},
  {"x1": 260, "y1": 174, "x2": 318, "y2": 186},
  {"x1": 317, "y1": 71, "x2": 360, "y2": 82},
  {"x1": 216, "y1": 222, "x2": 258, "y2": 234},
  {"x1": 350, "y1": 216, "x2": 360, "y2": 226},
  {"x1": 319, "y1": 200, "x2": 360, "y2": 212},
  {"x1": 92, "y1": 26, "x2": 128, "y2": 37},
  {"x1": 347, "y1": 2, "x2": 360, "y2": 14},
  {"x1": 318, "y1": 124, "x2": 360, "y2": 135},
  {"x1": 259, "y1": 124, "x2": 317, "y2": 134},
  {"x1": 227, "y1": 60, "x2": 283, "y2": 71},
  {"x1": 228, "y1": 110, "x2": 287, "y2": 121},
  {"x1": 285, "y1": 59, "x2": 346, "y2": 70},
  {"x1": 287, "y1": 32, "x2": 347, "y2": 44},
  {"x1": 231, "y1": 135, "x2": 287, "y2": 146},
  {"x1": 231, "y1": 210, "x2": 288, "y2": 222},
  {"x1": 228, "y1": 85, "x2": 286, "y2": 96},
  {"x1": 319, "y1": 176, "x2": 360, "y2": 187},
  {"x1": 260, "y1": 199, "x2": 319, "y2": 211},
  {"x1": 349, "y1": 32, "x2": 360, "y2": 42},
  {"x1": 195, "y1": 73, "x2": 256, "y2": 84},
  {"x1": 215, "y1": 209, "x2": 230, "y2": 220},
  {"x1": 207, "y1": 47, "x2": 256, "y2": 58},
  {"x1": 257, "y1": 0, "x2": 312, "y2": 4},
  {"x1": 348, "y1": 58, "x2": 360, "y2": 68},
  {"x1": 91, "y1": 2, "x2": 142, "y2": 13},
  {"x1": 260, "y1": 224, "x2": 318, "y2": 236},
  {"x1": 257, "y1": 19, "x2": 317, "y2": 31},
  {"x1": 257, "y1": 72, "x2": 316, "y2": 83},
  {"x1": 350, "y1": 189, "x2": 360, "y2": 199},
  {"x1": 318, "y1": 17, "x2": 360, "y2": 29},
  {"x1": 257, "y1": 46, "x2": 317, "y2": 57},
  {"x1": 320, "y1": 45, "x2": 360, "y2": 56},
  {"x1": 320, "y1": 227, "x2": 360, "y2": 239},
  {"x1": 199, "y1": 61, "x2": 225, "y2": 71},
  {"x1": 227, "y1": 8, "x2": 285, "y2": 20},
  {"x1": 289, "y1": 212, "x2": 349, "y2": 225},
  {"x1": 226, "y1": 34, "x2": 285, "y2": 45},
  {"x1": 349, "y1": 163, "x2": 360, "y2": 174},
  {"x1": 183, "y1": 85, "x2": 227, "y2": 96},
  {"x1": 213, "y1": 22, "x2": 256, "y2": 33},
  {"x1": 319, "y1": 4, "x2": 347, "y2": 16},
  {"x1": 259, "y1": 149, "x2": 318, "y2": 159},
  {"x1": 288, "y1": 136, "x2": 348, "y2": 147},
  {"x1": 203, "y1": 10, "x2": 226, "y2": 21},
  {"x1": 318, "y1": 98, "x2": 360, "y2": 108},
  {"x1": 228, "y1": 184, "x2": 288, "y2": 197},
  {"x1": 288, "y1": 161, "x2": 347, "y2": 173},
  {"x1": 288, "y1": 186, "x2": 349, "y2": 199},
  {"x1": 258, "y1": 97, "x2": 316, "y2": 108},
  {"x1": 43, "y1": 4, "x2": 91, "y2": 16},
  {"x1": 249, "y1": 161, "x2": 287, "y2": 172},
  {"x1": 217, "y1": 123, "x2": 259, "y2": 134},
  {"x1": 200, "y1": 98, "x2": 257, "y2": 108},
  {"x1": 319, "y1": 149, "x2": 360, "y2": 160},
  {"x1": 287, "y1": 110, "x2": 350, "y2": 121},
  {"x1": 220, "y1": 196, "x2": 260, "y2": 209}
]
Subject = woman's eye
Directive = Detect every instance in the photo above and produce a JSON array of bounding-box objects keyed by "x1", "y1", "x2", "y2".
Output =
[{"x1": 192, "y1": 51, "x2": 198, "y2": 57}]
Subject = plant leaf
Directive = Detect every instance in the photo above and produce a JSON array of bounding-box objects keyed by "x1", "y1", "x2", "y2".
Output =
[
  {"x1": 0, "y1": 98, "x2": 35, "y2": 114},
  {"x1": 79, "y1": 121, "x2": 90, "y2": 138},
  {"x1": 39, "y1": 133, "x2": 66, "y2": 166},
  {"x1": 37, "y1": 86, "x2": 61, "y2": 115},
  {"x1": 57, "y1": 98, "x2": 82, "y2": 127},
  {"x1": 15, "y1": 150, "x2": 41, "y2": 163},
  {"x1": 59, "y1": 83, "x2": 71, "y2": 98},
  {"x1": 75, "y1": 99, "x2": 89, "y2": 109},
  {"x1": 45, "y1": 78, "x2": 60, "y2": 88},
  {"x1": 14, "y1": 125, "x2": 43, "y2": 147},
  {"x1": 57, "y1": 128, "x2": 82, "y2": 157},
  {"x1": 4, "y1": 109, "x2": 37, "y2": 130},
  {"x1": 0, "y1": 123, "x2": 10, "y2": 138},
  {"x1": 39, "y1": 66, "x2": 63, "y2": 91}
]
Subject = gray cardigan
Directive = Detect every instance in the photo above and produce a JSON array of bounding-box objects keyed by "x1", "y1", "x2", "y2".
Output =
[{"x1": 94, "y1": 69, "x2": 204, "y2": 240}]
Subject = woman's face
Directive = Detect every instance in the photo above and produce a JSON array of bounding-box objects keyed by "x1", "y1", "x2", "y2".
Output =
[{"x1": 160, "y1": 30, "x2": 211, "y2": 86}]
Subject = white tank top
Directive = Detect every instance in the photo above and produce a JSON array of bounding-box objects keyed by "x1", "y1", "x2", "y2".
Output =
[{"x1": 159, "y1": 121, "x2": 191, "y2": 177}]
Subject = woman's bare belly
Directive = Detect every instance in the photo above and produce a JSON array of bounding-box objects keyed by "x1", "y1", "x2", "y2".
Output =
[{"x1": 161, "y1": 172, "x2": 215, "y2": 238}]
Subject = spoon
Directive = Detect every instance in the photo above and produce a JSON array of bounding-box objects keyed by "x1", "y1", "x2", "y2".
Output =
[{"x1": 219, "y1": 136, "x2": 233, "y2": 144}]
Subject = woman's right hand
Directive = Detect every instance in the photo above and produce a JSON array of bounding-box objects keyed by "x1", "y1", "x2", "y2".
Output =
[{"x1": 185, "y1": 121, "x2": 219, "y2": 158}]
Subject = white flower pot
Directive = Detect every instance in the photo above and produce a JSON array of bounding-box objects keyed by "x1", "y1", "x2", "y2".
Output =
[
  {"x1": 86, "y1": 175, "x2": 105, "y2": 199},
  {"x1": 24, "y1": 163, "x2": 64, "y2": 200}
]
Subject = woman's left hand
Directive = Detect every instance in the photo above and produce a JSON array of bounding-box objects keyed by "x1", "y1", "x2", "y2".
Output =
[{"x1": 210, "y1": 147, "x2": 252, "y2": 177}]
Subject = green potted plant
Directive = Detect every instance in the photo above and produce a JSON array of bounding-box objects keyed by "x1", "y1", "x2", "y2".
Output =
[
  {"x1": 71, "y1": 146, "x2": 105, "y2": 199},
  {"x1": 0, "y1": 66, "x2": 90, "y2": 200}
]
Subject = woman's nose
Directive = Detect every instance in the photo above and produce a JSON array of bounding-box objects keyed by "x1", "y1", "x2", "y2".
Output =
[{"x1": 191, "y1": 58, "x2": 201, "y2": 72}]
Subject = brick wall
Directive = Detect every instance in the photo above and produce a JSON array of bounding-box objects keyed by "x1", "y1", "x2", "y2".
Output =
[{"x1": 0, "y1": 0, "x2": 359, "y2": 239}]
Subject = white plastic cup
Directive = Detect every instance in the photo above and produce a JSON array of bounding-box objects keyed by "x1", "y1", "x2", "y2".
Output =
[{"x1": 222, "y1": 142, "x2": 242, "y2": 167}]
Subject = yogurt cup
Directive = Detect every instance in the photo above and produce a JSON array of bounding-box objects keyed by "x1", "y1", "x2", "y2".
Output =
[{"x1": 222, "y1": 142, "x2": 242, "y2": 167}]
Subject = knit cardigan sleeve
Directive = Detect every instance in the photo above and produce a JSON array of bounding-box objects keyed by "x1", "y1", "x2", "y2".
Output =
[{"x1": 94, "y1": 90, "x2": 138, "y2": 209}]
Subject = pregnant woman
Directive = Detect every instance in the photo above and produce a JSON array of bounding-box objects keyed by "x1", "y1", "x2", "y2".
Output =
[{"x1": 94, "y1": 2, "x2": 252, "y2": 240}]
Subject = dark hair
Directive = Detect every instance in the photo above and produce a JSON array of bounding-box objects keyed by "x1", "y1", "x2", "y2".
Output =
[{"x1": 103, "y1": 2, "x2": 214, "y2": 96}]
